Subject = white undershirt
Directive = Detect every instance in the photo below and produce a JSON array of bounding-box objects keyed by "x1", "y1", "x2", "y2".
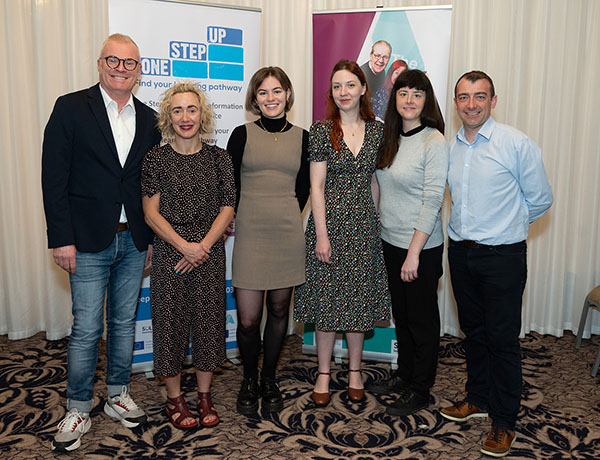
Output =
[{"x1": 99, "y1": 85, "x2": 136, "y2": 223}]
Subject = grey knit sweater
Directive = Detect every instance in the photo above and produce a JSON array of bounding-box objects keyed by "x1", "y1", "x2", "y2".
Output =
[{"x1": 375, "y1": 126, "x2": 448, "y2": 249}]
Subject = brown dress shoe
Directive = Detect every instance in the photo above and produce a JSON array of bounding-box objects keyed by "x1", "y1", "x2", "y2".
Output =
[
  {"x1": 311, "y1": 372, "x2": 330, "y2": 407},
  {"x1": 440, "y1": 398, "x2": 488, "y2": 422},
  {"x1": 480, "y1": 427, "x2": 516, "y2": 457},
  {"x1": 347, "y1": 369, "x2": 364, "y2": 402}
]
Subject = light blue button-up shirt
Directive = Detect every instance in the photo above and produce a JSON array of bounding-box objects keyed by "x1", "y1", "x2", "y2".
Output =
[{"x1": 448, "y1": 117, "x2": 553, "y2": 245}]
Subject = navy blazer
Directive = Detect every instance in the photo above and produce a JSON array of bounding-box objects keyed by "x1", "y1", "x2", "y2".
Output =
[{"x1": 42, "y1": 83, "x2": 162, "y2": 252}]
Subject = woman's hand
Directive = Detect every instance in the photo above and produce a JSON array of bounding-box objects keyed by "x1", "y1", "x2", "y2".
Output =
[
  {"x1": 144, "y1": 244, "x2": 152, "y2": 270},
  {"x1": 176, "y1": 241, "x2": 210, "y2": 273},
  {"x1": 174, "y1": 257, "x2": 196, "y2": 274},
  {"x1": 400, "y1": 252, "x2": 419, "y2": 282},
  {"x1": 223, "y1": 214, "x2": 235, "y2": 240},
  {"x1": 315, "y1": 236, "x2": 332, "y2": 264}
]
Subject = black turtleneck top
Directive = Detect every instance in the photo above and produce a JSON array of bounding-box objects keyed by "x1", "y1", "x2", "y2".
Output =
[{"x1": 226, "y1": 114, "x2": 310, "y2": 211}]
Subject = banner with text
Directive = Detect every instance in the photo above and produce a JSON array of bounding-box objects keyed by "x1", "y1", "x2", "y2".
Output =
[{"x1": 108, "y1": 0, "x2": 260, "y2": 373}]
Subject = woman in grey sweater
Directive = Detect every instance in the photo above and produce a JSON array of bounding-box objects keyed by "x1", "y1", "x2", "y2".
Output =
[{"x1": 371, "y1": 69, "x2": 448, "y2": 416}]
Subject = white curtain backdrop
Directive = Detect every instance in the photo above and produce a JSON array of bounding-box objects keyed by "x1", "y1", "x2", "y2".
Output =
[{"x1": 1, "y1": 0, "x2": 599, "y2": 340}]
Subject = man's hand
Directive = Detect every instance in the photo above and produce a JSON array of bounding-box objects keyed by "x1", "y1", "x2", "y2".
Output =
[{"x1": 53, "y1": 245, "x2": 77, "y2": 274}]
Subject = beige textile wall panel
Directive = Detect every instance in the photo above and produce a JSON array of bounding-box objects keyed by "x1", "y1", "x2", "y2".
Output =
[
  {"x1": 2, "y1": 0, "x2": 599, "y2": 340},
  {"x1": 0, "y1": 0, "x2": 108, "y2": 339}
]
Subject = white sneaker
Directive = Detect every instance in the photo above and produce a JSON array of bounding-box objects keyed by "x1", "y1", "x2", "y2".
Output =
[
  {"x1": 104, "y1": 386, "x2": 147, "y2": 428},
  {"x1": 52, "y1": 408, "x2": 91, "y2": 452}
]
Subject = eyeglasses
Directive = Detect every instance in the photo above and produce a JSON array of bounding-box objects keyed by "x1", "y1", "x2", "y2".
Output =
[
  {"x1": 372, "y1": 53, "x2": 390, "y2": 63},
  {"x1": 102, "y1": 56, "x2": 139, "y2": 71}
]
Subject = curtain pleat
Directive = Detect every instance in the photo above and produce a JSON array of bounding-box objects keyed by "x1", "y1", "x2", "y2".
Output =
[{"x1": 2, "y1": 0, "x2": 599, "y2": 340}]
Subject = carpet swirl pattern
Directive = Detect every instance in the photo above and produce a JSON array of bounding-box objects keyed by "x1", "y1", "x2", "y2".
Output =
[{"x1": 0, "y1": 332, "x2": 599, "y2": 459}]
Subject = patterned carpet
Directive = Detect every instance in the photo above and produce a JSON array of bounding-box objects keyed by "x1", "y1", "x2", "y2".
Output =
[{"x1": 1, "y1": 331, "x2": 599, "y2": 459}]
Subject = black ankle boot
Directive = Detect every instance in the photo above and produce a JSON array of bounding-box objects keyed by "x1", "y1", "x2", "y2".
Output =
[
  {"x1": 386, "y1": 389, "x2": 429, "y2": 416},
  {"x1": 260, "y1": 378, "x2": 283, "y2": 413},
  {"x1": 369, "y1": 371, "x2": 410, "y2": 395},
  {"x1": 237, "y1": 378, "x2": 259, "y2": 415}
]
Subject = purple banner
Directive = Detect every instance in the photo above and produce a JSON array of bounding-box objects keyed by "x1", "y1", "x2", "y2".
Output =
[{"x1": 312, "y1": 12, "x2": 374, "y2": 121}]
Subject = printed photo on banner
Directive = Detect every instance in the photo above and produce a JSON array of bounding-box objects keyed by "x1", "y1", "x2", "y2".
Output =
[{"x1": 313, "y1": 8, "x2": 451, "y2": 123}]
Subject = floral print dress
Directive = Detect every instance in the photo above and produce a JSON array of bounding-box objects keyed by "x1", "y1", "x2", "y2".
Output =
[{"x1": 293, "y1": 119, "x2": 391, "y2": 331}]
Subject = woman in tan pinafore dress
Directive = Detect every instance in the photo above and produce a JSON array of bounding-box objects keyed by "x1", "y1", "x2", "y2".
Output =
[{"x1": 227, "y1": 66, "x2": 309, "y2": 415}]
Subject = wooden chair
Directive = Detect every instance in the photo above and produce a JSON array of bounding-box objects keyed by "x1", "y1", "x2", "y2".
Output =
[{"x1": 575, "y1": 285, "x2": 600, "y2": 377}]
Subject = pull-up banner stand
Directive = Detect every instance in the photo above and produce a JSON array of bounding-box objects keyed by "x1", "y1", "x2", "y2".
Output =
[
  {"x1": 306, "y1": 6, "x2": 452, "y2": 364},
  {"x1": 108, "y1": 0, "x2": 261, "y2": 373}
]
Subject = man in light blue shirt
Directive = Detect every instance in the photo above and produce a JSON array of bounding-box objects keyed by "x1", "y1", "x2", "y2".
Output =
[{"x1": 440, "y1": 71, "x2": 553, "y2": 458}]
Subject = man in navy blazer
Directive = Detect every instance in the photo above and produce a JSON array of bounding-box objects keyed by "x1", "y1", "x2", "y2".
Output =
[{"x1": 42, "y1": 33, "x2": 161, "y2": 453}]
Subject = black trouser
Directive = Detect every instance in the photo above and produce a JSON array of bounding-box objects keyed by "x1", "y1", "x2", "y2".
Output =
[
  {"x1": 448, "y1": 239, "x2": 527, "y2": 431},
  {"x1": 382, "y1": 240, "x2": 443, "y2": 398}
]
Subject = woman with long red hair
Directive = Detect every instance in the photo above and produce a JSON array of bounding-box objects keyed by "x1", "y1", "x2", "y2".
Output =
[{"x1": 294, "y1": 60, "x2": 391, "y2": 407}]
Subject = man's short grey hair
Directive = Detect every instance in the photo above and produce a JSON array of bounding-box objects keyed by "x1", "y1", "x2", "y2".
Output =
[{"x1": 99, "y1": 33, "x2": 140, "y2": 59}]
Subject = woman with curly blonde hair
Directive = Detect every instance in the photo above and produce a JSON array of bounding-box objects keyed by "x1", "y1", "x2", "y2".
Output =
[{"x1": 141, "y1": 82, "x2": 235, "y2": 429}]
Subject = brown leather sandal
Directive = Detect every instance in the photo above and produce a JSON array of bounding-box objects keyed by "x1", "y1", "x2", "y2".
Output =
[
  {"x1": 166, "y1": 394, "x2": 198, "y2": 429},
  {"x1": 197, "y1": 392, "x2": 220, "y2": 427}
]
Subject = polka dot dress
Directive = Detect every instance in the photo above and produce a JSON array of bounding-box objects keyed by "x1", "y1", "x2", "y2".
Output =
[
  {"x1": 141, "y1": 143, "x2": 236, "y2": 375},
  {"x1": 293, "y1": 119, "x2": 391, "y2": 331}
]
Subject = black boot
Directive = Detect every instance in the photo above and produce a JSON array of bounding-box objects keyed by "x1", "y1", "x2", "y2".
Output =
[
  {"x1": 237, "y1": 378, "x2": 259, "y2": 415},
  {"x1": 260, "y1": 378, "x2": 284, "y2": 413},
  {"x1": 386, "y1": 389, "x2": 429, "y2": 416},
  {"x1": 369, "y1": 371, "x2": 410, "y2": 395}
]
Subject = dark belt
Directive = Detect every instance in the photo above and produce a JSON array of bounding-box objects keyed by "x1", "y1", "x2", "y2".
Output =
[
  {"x1": 450, "y1": 238, "x2": 525, "y2": 249},
  {"x1": 452, "y1": 239, "x2": 486, "y2": 249},
  {"x1": 117, "y1": 222, "x2": 129, "y2": 232}
]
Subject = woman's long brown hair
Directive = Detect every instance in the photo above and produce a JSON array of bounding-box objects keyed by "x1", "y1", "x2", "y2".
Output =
[
  {"x1": 324, "y1": 59, "x2": 374, "y2": 151},
  {"x1": 377, "y1": 69, "x2": 444, "y2": 169}
]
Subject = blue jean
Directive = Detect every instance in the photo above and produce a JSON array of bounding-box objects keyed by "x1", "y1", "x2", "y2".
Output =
[
  {"x1": 448, "y1": 239, "x2": 527, "y2": 431},
  {"x1": 67, "y1": 230, "x2": 146, "y2": 413}
]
